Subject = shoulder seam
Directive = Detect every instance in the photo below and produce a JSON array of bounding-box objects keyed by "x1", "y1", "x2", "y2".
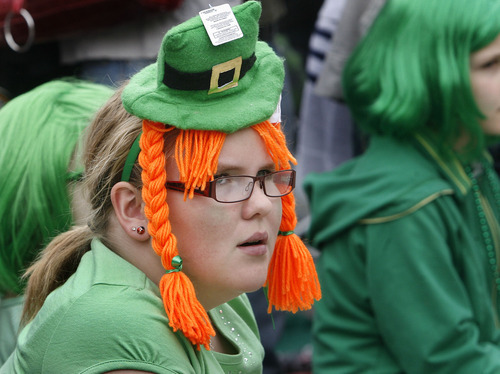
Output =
[{"x1": 359, "y1": 189, "x2": 455, "y2": 224}]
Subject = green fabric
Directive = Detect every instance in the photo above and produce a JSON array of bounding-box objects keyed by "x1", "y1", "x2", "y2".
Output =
[
  {"x1": 304, "y1": 135, "x2": 500, "y2": 373},
  {"x1": 122, "y1": 1, "x2": 284, "y2": 132},
  {"x1": 120, "y1": 131, "x2": 142, "y2": 182},
  {"x1": 1, "y1": 239, "x2": 264, "y2": 373},
  {"x1": 0, "y1": 295, "x2": 23, "y2": 366}
]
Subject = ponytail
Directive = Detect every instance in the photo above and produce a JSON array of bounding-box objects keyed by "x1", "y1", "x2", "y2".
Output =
[{"x1": 21, "y1": 225, "x2": 93, "y2": 326}]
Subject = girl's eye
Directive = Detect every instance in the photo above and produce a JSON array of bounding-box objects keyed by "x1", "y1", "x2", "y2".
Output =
[
  {"x1": 215, "y1": 176, "x2": 231, "y2": 186},
  {"x1": 257, "y1": 169, "x2": 275, "y2": 177},
  {"x1": 481, "y1": 57, "x2": 500, "y2": 69},
  {"x1": 213, "y1": 173, "x2": 229, "y2": 180}
]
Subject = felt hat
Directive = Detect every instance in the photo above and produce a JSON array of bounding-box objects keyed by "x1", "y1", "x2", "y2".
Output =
[{"x1": 122, "y1": 1, "x2": 284, "y2": 132}]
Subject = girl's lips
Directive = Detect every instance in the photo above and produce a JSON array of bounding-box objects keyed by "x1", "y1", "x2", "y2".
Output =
[
  {"x1": 237, "y1": 232, "x2": 269, "y2": 256},
  {"x1": 238, "y1": 232, "x2": 268, "y2": 246}
]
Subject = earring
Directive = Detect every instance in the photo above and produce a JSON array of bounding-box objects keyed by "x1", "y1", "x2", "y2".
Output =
[{"x1": 132, "y1": 226, "x2": 146, "y2": 235}]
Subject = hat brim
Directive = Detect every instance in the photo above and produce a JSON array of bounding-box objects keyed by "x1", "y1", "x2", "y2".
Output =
[{"x1": 122, "y1": 41, "x2": 284, "y2": 133}]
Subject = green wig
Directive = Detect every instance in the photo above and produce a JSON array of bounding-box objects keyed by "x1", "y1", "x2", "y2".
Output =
[
  {"x1": 0, "y1": 80, "x2": 113, "y2": 295},
  {"x1": 343, "y1": 0, "x2": 500, "y2": 160}
]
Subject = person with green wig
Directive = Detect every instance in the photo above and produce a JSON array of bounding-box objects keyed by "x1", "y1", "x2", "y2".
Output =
[
  {"x1": 0, "y1": 80, "x2": 113, "y2": 366},
  {"x1": 304, "y1": 0, "x2": 500, "y2": 372}
]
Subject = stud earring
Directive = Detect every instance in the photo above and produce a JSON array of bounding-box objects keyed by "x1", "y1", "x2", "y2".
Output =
[{"x1": 132, "y1": 226, "x2": 146, "y2": 235}]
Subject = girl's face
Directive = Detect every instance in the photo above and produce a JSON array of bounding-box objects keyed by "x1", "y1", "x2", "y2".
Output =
[
  {"x1": 166, "y1": 127, "x2": 282, "y2": 310},
  {"x1": 470, "y1": 33, "x2": 500, "y2": 135}
]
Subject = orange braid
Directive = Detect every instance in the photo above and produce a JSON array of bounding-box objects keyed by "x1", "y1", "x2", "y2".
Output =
[
  {"x1": 252, "y1": 121, "x2": 321, "y2": 313},
  {"x1": 139, "y1": 119, "x2": 225, "y2": 350},
  {"x1": 139, "y1": 120, "x2": 173, "y2": 259}
]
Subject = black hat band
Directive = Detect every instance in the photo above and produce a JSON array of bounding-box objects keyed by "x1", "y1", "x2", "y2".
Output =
[{"x1": 163, "y1": 53, "x2": 256, "y2": 92}]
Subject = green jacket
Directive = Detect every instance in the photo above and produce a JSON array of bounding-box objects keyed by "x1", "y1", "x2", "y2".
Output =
[{"x1": 304, "y1": 135, "x2": 500, "y2": 373}]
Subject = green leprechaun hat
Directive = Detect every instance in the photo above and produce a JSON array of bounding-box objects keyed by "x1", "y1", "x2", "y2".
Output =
[{"x1": 122, "y1": 1, "x2": 285, "y2": 132}]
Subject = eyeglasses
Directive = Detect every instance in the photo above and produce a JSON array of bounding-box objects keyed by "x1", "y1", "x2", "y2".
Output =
[{"x1": 166, "y1": 169, "x2": 296, "y2": 203}]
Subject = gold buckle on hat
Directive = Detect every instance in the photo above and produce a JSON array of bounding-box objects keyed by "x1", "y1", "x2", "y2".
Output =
[{"x1": 208, "y1": 56, "x2": 242, "y2": 95}]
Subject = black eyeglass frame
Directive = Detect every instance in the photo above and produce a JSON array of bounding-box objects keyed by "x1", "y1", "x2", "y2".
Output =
[{"x1": 165, "y1": 169, "x2": 296, "y2": 203}]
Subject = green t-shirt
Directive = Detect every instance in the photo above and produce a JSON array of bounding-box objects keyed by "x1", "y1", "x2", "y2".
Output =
[
  {"x1": 1, "y1": 239, "x2": 264, "y2": 373},
  {"x1": 0, "y1": 295, "x2": 23, "y2": 366}
]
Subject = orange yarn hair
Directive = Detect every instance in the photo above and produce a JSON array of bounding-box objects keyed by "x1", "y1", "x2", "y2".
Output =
[
  {"x1": 252, "y1": 122, "x2": 321, "y2": 313},
  {"x1": 139, "y1": 118, "x2": 320, "y2": 350}
]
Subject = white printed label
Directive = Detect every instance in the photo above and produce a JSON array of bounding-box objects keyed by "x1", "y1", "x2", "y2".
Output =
[
  {"x1": 199, "y1": 4, "x2": 244, "y2": 46},
  {"x1": 270, "y1": 95, "x2": 282, "y2": 123}
]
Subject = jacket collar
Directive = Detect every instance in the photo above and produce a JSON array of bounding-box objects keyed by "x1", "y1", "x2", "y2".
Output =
[{"x1": 413, "y1": 131, "x2": 492, "y2": 199}]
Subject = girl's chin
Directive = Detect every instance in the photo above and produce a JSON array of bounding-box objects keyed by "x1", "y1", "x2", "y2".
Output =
[{"x1": 241, "y1": 276, "x2": 269, "y2": 294}]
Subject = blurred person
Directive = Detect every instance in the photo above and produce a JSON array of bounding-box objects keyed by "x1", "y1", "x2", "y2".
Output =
[
  {"x1": 293, "y1": 0, "x2": 348, "y2": 220},
  {"x1": 0, "y1": 79, "x2": 113, "y2": 365},
  {"x1": 305, "y1": 0, "x2": 500, "y2": 372}
]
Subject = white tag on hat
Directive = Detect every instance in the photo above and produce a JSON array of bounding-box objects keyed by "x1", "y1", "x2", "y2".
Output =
[
  {"x1": 269, "y1": 95, "x2": 282, "y2": 124},
  {"x1": 199, "y1": 4, "x2": 244, "y2": 46}
]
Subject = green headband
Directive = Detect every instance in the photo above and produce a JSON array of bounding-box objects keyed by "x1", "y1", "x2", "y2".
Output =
[{"x1": 121, "y1": 132, "x2": 142, "y2": 182}]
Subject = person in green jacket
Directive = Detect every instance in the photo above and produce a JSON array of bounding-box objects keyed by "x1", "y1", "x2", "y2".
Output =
[
  {"x1": 304, "y1": 0, "x2": 500, "y2": 372},
  {"x1": 1, "y1": 2, "x2": 321, "y2": 373},
  {"x1": 0, "y1": 80, "x2": 113, "y2": 366}
]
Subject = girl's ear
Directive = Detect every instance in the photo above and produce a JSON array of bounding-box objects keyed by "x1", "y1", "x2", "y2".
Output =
[{"x1": 110, "y1": 181, "x2": 149, "y2": 241}]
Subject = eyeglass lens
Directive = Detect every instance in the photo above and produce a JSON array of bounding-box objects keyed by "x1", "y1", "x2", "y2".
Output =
[{"x1": 215, "y1": 170, "x2": 294, "y2": 202}]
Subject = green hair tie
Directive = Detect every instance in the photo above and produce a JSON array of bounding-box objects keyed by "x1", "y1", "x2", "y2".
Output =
[
  {"x1": 278, "y1": 230, "x2": 294, "y2": 236},
  {"x1": 165, "y1": 255, "x2": 183, "y2": 274},
  {"x1": 67, "y1": 170, "x2": 83, "y2": 182},
  {"x1": 121, "y1": 132, "x2": 142, "y2": 182}
]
